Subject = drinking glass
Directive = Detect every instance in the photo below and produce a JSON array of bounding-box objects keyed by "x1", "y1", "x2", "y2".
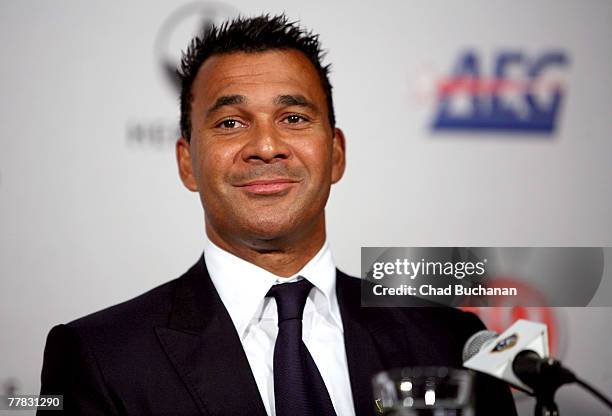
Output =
[{"x1": 372, "y1": 367, "x2": 475, "y2": 415}]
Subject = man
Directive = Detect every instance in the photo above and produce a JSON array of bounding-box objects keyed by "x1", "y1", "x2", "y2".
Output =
[{"x1": 39, "y1": 14, "x2": 516, "y2": 415}]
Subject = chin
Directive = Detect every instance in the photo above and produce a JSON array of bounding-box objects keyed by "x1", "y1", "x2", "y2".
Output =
[{"x1": 243, "y1": 218, "x2": 295, "y2": 241}]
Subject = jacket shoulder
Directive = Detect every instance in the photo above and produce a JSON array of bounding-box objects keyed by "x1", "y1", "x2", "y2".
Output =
[
  {"x1": 65, "y1": 258, "x2": 203, "y2": 336},
  {"x1": 336, "y1": 269, "x2": 485, "y2": 340},
  {"x1": 68, "y1": 275, "x2": 176, "y2": 331}
]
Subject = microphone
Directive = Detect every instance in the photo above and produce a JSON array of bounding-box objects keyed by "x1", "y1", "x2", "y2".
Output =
[
  {"x1": 462, "y1": 323, "x2": 576, "y2": 392},
  {"x1": 463, "y1": 319, "x2": 612, "y2": 415},
  {"x1": 463, "y1": 319, "x2": 550, "y2": 393},
  {"x1": 512, "y1": 350, "x2": 576, "y2": 390},
  {"x1": 462, "y1": 330, "x2": 497, "y2": 363}
]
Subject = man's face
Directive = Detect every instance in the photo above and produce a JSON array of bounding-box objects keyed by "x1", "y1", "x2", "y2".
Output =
[{"x1": 176, "y1": 49, "x2": 345, "y2": 247}]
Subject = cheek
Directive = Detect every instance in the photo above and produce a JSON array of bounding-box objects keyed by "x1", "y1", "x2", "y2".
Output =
[
  {"x1": 196, "y1": 142, "x2": 238, "y2": 189},
  {"x1": 296, "y1": 139, "x2": 333, "y2": 179}
]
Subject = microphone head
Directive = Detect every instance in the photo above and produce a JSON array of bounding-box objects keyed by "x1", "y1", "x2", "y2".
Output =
[{"x1": 463, "y1": 330, "x2": 498, "y2": 362}]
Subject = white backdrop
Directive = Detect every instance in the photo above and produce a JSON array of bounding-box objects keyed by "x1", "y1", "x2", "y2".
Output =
[{"x1": 1, "y1": 1, "x2": 611, "y2": 414}]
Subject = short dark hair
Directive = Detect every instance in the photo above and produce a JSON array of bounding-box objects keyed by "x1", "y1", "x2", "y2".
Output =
[{"x1": 178, "y1": 14, "x2": 335, "y2": 141}]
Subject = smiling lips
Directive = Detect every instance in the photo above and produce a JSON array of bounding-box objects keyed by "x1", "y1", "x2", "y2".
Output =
[{"x1": 236, "y1": 178, "x2": 299, "y2": 195}]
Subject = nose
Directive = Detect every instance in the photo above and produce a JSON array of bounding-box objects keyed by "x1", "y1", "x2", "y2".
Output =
[{"x1": 240, "y1": 120, "x2": 291, "y2": 164}]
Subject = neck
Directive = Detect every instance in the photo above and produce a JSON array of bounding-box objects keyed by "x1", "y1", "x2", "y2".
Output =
[{"x1": 205, "y1": 217, "x2": 327, "y2": 277}]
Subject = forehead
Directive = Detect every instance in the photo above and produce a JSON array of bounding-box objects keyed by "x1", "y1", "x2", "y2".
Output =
[{"x1": 191, "y1": 49, "x2": 326, "y2": 106}]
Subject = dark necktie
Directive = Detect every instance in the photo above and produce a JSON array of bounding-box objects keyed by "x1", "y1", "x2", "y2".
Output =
[{"x1": 266, "y1": 278, "x2": 337, "y2": 416}]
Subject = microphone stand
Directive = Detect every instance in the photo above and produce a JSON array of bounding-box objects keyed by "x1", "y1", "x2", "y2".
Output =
[
  {"x1": 532, "y1": 369, "x2": 563, "y2": 416},
  {"x1": 512, "y1": 351, "x2": 576, "y2": 416}
]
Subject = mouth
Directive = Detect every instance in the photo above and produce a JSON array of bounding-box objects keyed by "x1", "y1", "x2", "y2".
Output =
[{"x1": 235, "y1": 178, "x2": 300, "y2": 196}]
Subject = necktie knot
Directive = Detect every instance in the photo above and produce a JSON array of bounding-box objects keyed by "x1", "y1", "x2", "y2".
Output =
[{"x1": 266, "y1": 278, "x2": 313, "y2": 323}]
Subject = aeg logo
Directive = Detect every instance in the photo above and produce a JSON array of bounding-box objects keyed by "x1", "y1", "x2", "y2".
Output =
[{"x1": 432, "y1": 50, "x2": 569, "y2": 134}]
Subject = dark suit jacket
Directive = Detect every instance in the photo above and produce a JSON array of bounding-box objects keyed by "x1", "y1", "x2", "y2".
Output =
[{"x1": 39, "y1": 255, "x2": 517, "y2": 415}]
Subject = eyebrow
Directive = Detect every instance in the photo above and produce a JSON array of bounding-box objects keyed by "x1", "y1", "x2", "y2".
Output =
[
  {"x1": 205, "y1": 93, "x2": 318, "y2": 117},
  {"x1": 206, "y1": 94, "x2": 246, "y2": 116},
  {"x1": 274, "y1": 94, "x2": 318, "y2": 111}
]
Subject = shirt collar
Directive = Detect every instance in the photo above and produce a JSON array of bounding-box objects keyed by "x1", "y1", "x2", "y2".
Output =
[{"x1": 203, "y1": 237, "x2": 342, "y2": 339}]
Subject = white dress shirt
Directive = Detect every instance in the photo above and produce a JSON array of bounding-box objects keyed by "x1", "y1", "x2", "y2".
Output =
[{"x1": 204, "y1": 237, "x2": 356, "y2": 416}]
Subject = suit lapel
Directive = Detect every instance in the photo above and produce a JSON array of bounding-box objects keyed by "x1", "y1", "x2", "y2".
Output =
[
  {"x1": 155, "y1": 256, "x2": 267, "y2": 416},
  {"x1": 337, "y1": 270, "x2": 450, "y2": 416},
  {"x1": 337, "y1": 270, "x2": 386, "y2": 416}
]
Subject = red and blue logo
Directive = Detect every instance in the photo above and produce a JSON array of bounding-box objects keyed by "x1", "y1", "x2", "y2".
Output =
[{"x1": 432, "y1": 51, "x2": 569, "y2": 133}]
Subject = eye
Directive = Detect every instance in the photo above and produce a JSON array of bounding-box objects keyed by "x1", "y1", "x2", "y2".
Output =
[
  {"x1": 216, "y1": 119, "x2": 246, "y2": 129},
  {"x1": 283, "y1": 114, "x2": 309, "y2": 124}
]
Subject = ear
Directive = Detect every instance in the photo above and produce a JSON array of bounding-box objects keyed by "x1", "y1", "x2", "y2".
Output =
[
  {"x1": 331, "y1": 127, "x2": 346, "y2": 184},
  {"x1": 176, "y1": 137, "x2": 199, "y2": 192}
]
